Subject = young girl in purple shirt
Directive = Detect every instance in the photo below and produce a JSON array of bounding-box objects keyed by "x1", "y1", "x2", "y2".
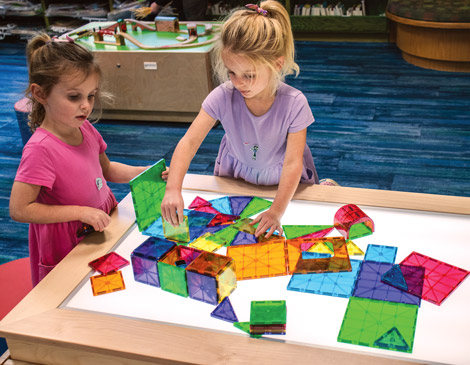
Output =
[
  {"x1": 9, "y1": 34, "x2": 166, "y2": 286},
  {"x1": 162, "y1": 1, "x2": 320, "y2": 238}
]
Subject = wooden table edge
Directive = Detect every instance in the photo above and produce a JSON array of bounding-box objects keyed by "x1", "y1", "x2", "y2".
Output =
[{"x1": 0, "y1": 174, "x2": 466, "y2": 364}]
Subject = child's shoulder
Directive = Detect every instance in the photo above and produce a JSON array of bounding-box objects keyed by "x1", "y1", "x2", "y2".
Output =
[
  {"x1": 277, "y1": 82, "x2": 304, "y2": 99},
  {"x1": 25, "y1": 127, "x2": 50, "y2": 147}
]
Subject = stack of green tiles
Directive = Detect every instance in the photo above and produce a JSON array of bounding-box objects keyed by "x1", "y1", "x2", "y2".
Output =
[{"x1": 249, "y1": 300, "x2": 287, "y2": 335}]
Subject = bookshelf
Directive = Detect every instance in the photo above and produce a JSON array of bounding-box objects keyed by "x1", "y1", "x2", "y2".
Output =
[
  {"x1": 0, "y1": 1, "x2": 389, "y2": 42},
  {"x1": 209, "y1": 1, "x2": 389, "y2": 41},
  {"x1": 0, "y1": 0, "x2": 113, "y2": 39},
  {"x1": 286, "y1": 0, "x2": 389, "y2": 41}
]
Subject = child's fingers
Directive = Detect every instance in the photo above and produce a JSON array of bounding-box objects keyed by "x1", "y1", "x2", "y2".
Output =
[
  {"x1": 163, "y1": 207, "x2": 177, "y2": 226},
  {"x1": 263, "y1": 226, "x2": 274, "y2": 238},
  {"x1": 255, "y1": 221, "x2": 269, "y2": 237},
  {"x1": 177, "y1": 208, "x2": 184, "y2": 226}
]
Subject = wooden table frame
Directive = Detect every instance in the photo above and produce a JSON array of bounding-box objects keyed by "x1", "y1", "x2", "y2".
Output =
[{"x1": 1, "y1": 174, "x2": 469, "y2": 364}]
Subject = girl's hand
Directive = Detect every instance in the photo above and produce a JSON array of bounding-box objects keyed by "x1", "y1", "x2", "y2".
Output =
[
  {"x1": 161, "y1": 190, "x2": 184, "y2": 226},
  {"x1": 250, "y1": 208, "x2": 284, "y2": 238},
  {"x1": 80, "y1": 207, "x2": 111, "y2": 232},
  {"x1": 161, "y1": 167, "x2": 169, "y2": 181}
]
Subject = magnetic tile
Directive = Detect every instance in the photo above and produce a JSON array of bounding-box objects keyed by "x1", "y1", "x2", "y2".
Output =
[
  {"x1": 381, "y1": 264, "x2": 409, "y2": 291},
  {"x1": 186, "y1": 250, "x2": 234, "y2": 277},
  {"x1": 217, "y1": 262, "x2": 238, "y2": 300},
  {"x1": 90, "y1": 270, "x2": 126, "y2": 296},
  {"x1": 282, "y1": 225, "x2": 334, "y2": 239},
  {"x1": 163, "y1": 215, "x2": 190, "y2": 243},
  {"x1": 287, "y1": 259, "x2": 362, "y2": 298},
  {"x1": 186, "y1": 271, "x2": 218, "y2": 305},
  {"x1": 130, "y1": 237, "x2": 176, "y2": 286},
  {"x1": 250, "y1": 300, "x2": 286, "y2": 325},
  {"x1": 143, "y1": 209, "x2": 215, "y2": 241},
  {"x1": 334, "y1": 204, "x2": 374, "y2": 240},
  {"x1": 231, "y1": 231, "x2": 258, "y2": 246},
  {"x1": 188, "y1": 196, "x2": 211, "y2": 209},
  {"x1": 209, "y1": 196, "x2": 233, "y2": 215},
  {"x1": 189, "y1": 233, "x2": 225, "y2": 252},
  {"x1": 194, "y1": 205, "x2": 219, "y2": 214},
  {"x1": 129, "y1": 159, "x2": 167, "y2": 232},
  {"x1": 239, "y1": 197, "x2": 272, "y2": 219},
  {"x1": 232, "y1": 218, "x2": 256, "y2": 235},
  {"x1": 285, "y1": 239, "x2": 303, "y2": 274},
  {"x1": 186, "y1": 251, "x2": 237, "y2": 303},
  {"x1": 302, "y1": 252, "x2": 332, "y2": 259},
  {"x1": 211, "y1": 297, "x2": 239, "y2": 323},
  {"x1": 293, "y1": 237, "x2": 351, "y2": 274},
  {"x1": 186, "y1": 209, "x2": 217, "y2": 227},
  {"x1": 142, "y1": 218, "x2": 164, "y2": 237},
  {"x1": 338, "y1": 297, "x2": 418, "y2": 353},
  {"x1": 364, "y1": 244, "x2": 397, "y2": 264},
  {"x1": 382, "y1": 264, "x2": 425, "y2": 298},
  {"x1": 250, "y1": 324, "x2": 286, "y2": 335},
  {"x1": 210, "y1": 225, "x2": 240, "y2": 246},
  {"x1": 226, "y1": 240, "x2": 288, "y2": 280},
  {"x1": 158, "y1": 246, "x2": 203, "y2": 297},
  {"x1": 207, "y1": 213, "x2": 240, "y2": 226},
  {"x1": 233, "y1": 322, "x2": 262, "y2": 338},
  {"x1": 157, "y1": 261, "x2": 189, "y2": 297},
  {"x1": 229, "y1": 196, "x2": 253, "y2": 216},
  {"x1": 88, "y1": 252, "x2": 129, "y2": 275},
  {"x1": 346, "y1": 240, "x2": 364, "y2": 256},
  {"x1": 353, "y1": 261, "x2": 421, "y2": 306},
  {"x1": 305, "y1": 239, "x2": 335, "y2": 254},
  {"x1": 131, "y1": 255, "x2": 160, "y2": 287},
  {"x1": 400, "y1": 251, "x2": 469, "y2": 305},
  {"x1": 200, "y1": 223, "x2": 233, "y2": 235}
]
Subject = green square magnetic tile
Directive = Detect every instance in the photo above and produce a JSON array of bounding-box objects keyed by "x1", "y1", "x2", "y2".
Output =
[
  {"x1": 129, "y1": 159, "x2": 166, "y2": 232},
  {"x1": 157, "y1": 261, "x2": 188, "y2": 297},
  {"x1": 337, "y1": 297, "x2": 418, "y2": 353},
  {"x1": 250, "y1": 300, "x2": 287, "y2": 325},
  {"x1": 163, "y1": 215, "x2": 190, "y2": 243}
]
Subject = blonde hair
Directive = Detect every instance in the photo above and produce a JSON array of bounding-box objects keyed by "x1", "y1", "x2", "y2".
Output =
[
  {"x1": 25, "y1": 33, "x2": 106, "y2": 132},
  {"x1": 212, "y1": 1, "x2": 299, "y2": 95}
]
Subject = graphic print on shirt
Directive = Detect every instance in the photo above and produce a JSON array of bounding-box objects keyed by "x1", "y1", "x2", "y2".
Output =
[
  {"x1": 250, "y1": 145, "x2": 259, "y2": 160},
  {"x1": 95, "y1": 177, "x2": 103, "y2": 190}
]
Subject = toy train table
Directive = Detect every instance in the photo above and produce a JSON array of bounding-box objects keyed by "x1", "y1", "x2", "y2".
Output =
[{"x1": 66, "y1": 18, "x2": 221, "y2": 122}]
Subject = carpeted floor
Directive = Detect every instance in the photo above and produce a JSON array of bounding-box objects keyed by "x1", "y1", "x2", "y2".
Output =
[{"x1": 0, "y1": 40, "x2": 469, "y2": 264}]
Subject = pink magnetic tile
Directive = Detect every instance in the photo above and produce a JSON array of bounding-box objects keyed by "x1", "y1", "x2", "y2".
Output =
[
  {"x1": 88, "y1": 252, "x2": 130, "y2": 275},
  {"x1": 400, "y1": 252, "x2": 469, "y2": 305},
  {"x1": 189, "y1": 196, "x2": 212, "y2": 209}
]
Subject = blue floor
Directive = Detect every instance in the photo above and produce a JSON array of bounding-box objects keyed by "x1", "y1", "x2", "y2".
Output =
[{"x1": 0, "y1": 41, "x2": 469, "y2": 264}]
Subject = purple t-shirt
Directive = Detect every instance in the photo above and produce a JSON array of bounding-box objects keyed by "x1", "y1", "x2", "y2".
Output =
[
  {"x1": 15, "y1": 120, "x2": 117, "y2": 285},
  {"x1": 202, "y1": 82, "x2": 318, "y2": 185}
]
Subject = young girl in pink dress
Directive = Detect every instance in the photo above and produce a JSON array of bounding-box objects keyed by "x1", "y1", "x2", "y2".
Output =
[
  {"x1": 9, "y1": 34, "x2": 165, "y2": 286},
  {"x1": 161, "y1": 1, "x2": 322, "y2": 238}
]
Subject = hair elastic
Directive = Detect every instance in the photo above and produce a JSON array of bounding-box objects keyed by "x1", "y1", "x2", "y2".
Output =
[
  {"x1": 245, "y1": 4, "x2": 268, "y2": 16},
  {"x1": 46, "y1": 35, "x2": 75, "y2": 44}
]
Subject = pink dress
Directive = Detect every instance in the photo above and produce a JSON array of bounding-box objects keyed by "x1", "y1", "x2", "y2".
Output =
[
  {"x1": 202, "y1": 82, "x2": 319, "y2": 185},
  {"x1": 14, "y1": 121, "x2": 118, "y2": 286}
]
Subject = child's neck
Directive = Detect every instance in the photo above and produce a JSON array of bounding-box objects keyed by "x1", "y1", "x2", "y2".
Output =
[
  {"x1": 41, "y1": 120, "x2": 83, "y2": 146},
  {"x1": 244, "y1": 93, "x2": 276, "y2": 117}
]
